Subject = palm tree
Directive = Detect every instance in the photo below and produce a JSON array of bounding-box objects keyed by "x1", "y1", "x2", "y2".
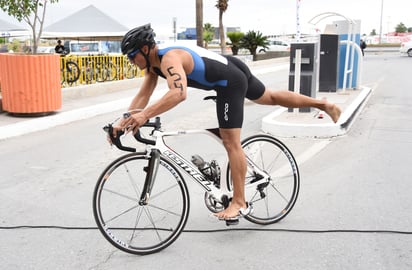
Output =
[
  {"x1": 215, "y1": 0, "x2": 228, "y2": 54},
  {"x1": 227, "y1": 31, "x2": 244, "y2": 55},
  {"x1": 203, "y1": 23, "x2": 215, "y2": 48},
  {"x1": 240, "y1": 30, "x2": 269, "y2": 60},
  {"x1": 196, "y1": 0, "x2": 203, "y2": 47}
]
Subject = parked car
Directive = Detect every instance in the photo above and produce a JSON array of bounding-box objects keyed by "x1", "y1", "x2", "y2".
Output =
[
  {"x1": 258, "y1": 39, "x2": 290, "y2": 53},
  {"x1": 400, "y1": 41, "x2": 412, "y2": 57},
  {"x1": 37, "y1": 46, "x2": 55, "y2": 53}
]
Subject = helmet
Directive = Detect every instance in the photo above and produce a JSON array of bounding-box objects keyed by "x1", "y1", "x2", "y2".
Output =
[{"x1": 121, "y1": 24, "x2": 156, "y2": 55}]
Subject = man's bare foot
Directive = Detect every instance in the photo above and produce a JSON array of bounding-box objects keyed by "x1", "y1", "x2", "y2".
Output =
[
  {"x1": 324, "y1": 103, "x2": 341, "y2": 123},
  {"x1": 214, "y1": 202, "x2": 246, "y2": 220}
]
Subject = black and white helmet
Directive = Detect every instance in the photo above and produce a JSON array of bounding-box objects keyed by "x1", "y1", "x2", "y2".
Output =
[{"x1": 121, "y1": 24, "x2": 156, "y2": 55}]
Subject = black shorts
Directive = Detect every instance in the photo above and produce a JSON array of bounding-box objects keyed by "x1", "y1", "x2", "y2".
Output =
[{"x1": 214, "y1": 56, "x2": 265, "y2": 128}]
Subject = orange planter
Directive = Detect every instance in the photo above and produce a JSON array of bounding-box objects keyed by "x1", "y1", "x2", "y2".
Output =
[{"x1": 0, "y1": 53, "x2": 61, "y2": 114}]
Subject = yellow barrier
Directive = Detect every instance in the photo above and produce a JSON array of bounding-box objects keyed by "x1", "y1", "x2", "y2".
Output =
[{"x1": 59, "y1": 55, "x2": 144, "y2": 87}]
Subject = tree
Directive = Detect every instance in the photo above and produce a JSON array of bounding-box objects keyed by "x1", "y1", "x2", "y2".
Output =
[
  {"x1": 227, "y1": 31, "x2": 244, "y2": 55},
  {"x1": 240, "y1": 30, "x2": 269, "y2": 60},
  {"x1": 203, "y1": 23, "x2": 214, "y2": 48},
  {"x1": 215, "y1": 0, "x2": 228, "y2": 54},
  {"x1": 395, "y1": 22, "x2": 407, "y2": 33},
  {"x1": 0, "y1": 0, "x2": 59, "y2": 54},
  {"x1": 370, "y1": 29, "x2": 377, "y2": 36},
  {"x1": 196, "y1": 0, "x2": 203, "y2": 47}
]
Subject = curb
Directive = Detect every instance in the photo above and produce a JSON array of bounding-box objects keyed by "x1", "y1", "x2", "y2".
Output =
[
  {"x1": 0, "y1": 88, "x2": 169, "y2": 141},
  {"x1": 261, "y1": 87, "x2": 372, "y2": 138}
]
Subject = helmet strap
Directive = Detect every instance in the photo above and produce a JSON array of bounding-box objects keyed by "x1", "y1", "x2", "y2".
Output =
[{"x1": 141, "y1": 45, "x2": 152, "y2": 70}]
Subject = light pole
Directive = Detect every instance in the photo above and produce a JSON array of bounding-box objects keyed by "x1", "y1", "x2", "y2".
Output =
[
  {"x1": 173, "y1": 17, "x2": 177, "y2": 42},
  {"x1": 296, "y1": 0, "x2": 301, "y2": 42},
  {"x1": 379, "y1": 0, "x2": 384, "y2": 44}
]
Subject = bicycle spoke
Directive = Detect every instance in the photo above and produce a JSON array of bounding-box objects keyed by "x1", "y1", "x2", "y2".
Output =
[
  {"x1": 102, "y1": 187, "x2": 138, "y2": 203},
  {"x1": 129, "y1": 206, "x2": 144, "y2": 244},
  {"x1": 142, "y1": 206, "x2": 163, "y2": 242},
  {"x1": 149, "y1": 183, "x2": 180, "y2": 201},
  {"x1": 105, "y1": 204, "x2": 139, "y2": 224},
  {"x1": 269, "y1": 179, "x2": 291, "y2": 204},
  {"x1": 147, "y1": 203, "x2": 182, "y2": 217},
  {"x1": 123, "y1": 163, "x2": 142, "y2": 199}
]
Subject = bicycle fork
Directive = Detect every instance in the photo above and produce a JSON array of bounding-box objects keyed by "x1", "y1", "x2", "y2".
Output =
[{"x1": 139, "y1": 149, "x2": 161, "y2": 205}]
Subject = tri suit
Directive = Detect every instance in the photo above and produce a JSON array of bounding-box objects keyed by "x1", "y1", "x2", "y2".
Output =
[{"x1": 153, "y1": 44, "x2": 266, "y2": 128}]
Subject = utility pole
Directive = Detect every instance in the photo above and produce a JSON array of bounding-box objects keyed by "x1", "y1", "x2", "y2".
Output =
[
  {"x1": 296, "y1": 0, "x2": 301, "y2": 42},
  {"x1": 379, "y1": 0, "x2": 384, "y2": 44}
]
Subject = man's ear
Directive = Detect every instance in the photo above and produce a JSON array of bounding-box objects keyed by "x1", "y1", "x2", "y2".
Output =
[{"x1": 141, "y1": 45, "x2": 150, "y2": 54}]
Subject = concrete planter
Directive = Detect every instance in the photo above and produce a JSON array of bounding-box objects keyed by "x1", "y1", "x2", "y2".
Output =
[{"x1": 0, "y1": 53, "x2": 61, "y2": 114}]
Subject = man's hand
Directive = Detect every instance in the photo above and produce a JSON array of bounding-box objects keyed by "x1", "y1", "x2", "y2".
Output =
[{"x1": 119, "y1": 111, "x2": 149, "y2": 135}]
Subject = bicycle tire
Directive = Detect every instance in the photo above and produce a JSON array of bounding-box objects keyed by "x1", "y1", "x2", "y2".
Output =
[
  {"x1": 95, "y1": 63, "x2": 107, "y2": 83},
  {"x1": 105, "y1": 62, "x2": 118, "y2": 81},
  {"x1": 226, "y1": 134, "x2": 300, "y2": 225},
  {"x1": 126, "y1": 64, "x2": 137, "y2": 79},
  {"x1": 93, "y1": 153, "x2": 190, "y2": 255},
  {"x1": 65, "y1": 61, "x2": 80, "y2": 83}
]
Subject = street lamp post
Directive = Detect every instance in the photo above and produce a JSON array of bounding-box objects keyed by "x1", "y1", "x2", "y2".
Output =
[{"x1": 379, "y1": 0, "x2": 384, "y2": 44}]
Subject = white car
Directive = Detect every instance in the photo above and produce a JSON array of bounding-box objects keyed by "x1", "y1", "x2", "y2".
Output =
[
  {"x1": 400, "y1": 41, "x2": 412, "y2": 57},
  {"x1": 259, "y1": 40, "x2": 290, "y2": 53},
  {"x1": 37, "y1": 46, "x2": 55, "y2": 53}
]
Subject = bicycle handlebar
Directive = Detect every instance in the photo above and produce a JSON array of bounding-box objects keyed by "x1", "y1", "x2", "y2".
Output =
[{"x1": 103, "y1": 117, "x2": 162, "y2": 152}]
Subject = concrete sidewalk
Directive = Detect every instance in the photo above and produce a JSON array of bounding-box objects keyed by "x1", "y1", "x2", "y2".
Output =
[
  {"x1": 262, "y1": 86, "x2": 372, "y2": 138},
  {"x1": 0, "y1": 57, "x2": 371, "y2": 140}
]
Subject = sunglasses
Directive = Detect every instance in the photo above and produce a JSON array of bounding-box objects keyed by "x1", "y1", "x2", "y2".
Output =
[{"x1": 127, "y1": 49, "x2": 140, "y2": 60}]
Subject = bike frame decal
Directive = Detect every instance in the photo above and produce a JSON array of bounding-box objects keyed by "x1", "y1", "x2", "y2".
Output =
[{"x1": 163, "y1": 149, "x2": 212, "y2": 191}]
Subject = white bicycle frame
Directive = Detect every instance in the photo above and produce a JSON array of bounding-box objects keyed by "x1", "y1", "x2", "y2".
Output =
[{"x1": 140, "y1": 127, "x2": 271, "y2": 204}]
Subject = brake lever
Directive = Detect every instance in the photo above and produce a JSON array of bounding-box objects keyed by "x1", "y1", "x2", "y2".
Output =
[{"x1": 103, "y1": 124, "x2": 136, "y2": 152}]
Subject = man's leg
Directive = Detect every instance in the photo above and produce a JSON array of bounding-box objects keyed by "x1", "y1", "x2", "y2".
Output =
[
  {"x1": 215, "y1": 128, "x2": 247, "y2": 219},
  {"x1": 254, "y1": 89, "x2": 341, "y2": 123}
]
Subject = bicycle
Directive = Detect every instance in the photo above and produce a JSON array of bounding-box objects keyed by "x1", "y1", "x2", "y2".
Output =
[
  {"x1": 82, "y1": 55, "x2": 116, "y2": 83},
  {"x1": 60, "y1": 57, "x2": 80, "y2": 86},
  {"x1": 93, "y1": 102, "x2": 300, "y2": 255}
]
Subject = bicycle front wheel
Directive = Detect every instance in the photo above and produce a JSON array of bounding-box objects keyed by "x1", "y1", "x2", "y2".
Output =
[
  {"x1": 227, "y1": 135, "x2": 300, "y2": 225},
  {"x1": 93, "y1": 153, "x2": 190, "y2": 255}
]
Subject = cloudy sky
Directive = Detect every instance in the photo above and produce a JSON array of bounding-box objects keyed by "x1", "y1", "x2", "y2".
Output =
[{"x1": 1, "y1": 0, "x2": 411, "y2": 39}]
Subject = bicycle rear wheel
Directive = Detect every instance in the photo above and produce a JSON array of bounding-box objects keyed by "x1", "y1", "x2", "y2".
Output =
[
  {"x1": 65, "y1": 61, "x2": 80, "y2": 84},
  {"x1": 227, "y1": 135, "x2": 300, "y2": 225},
  {"x1": 93, "y1": 153, "x2": 190, "y2": 255}
]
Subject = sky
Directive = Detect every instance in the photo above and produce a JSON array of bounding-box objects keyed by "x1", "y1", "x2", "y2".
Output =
[{"x1": 1, "y1": 0, "x2": 411, "y2": 39}]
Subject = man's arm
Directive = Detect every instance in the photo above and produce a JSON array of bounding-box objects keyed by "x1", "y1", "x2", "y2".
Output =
[
  {"x1": 127, "y1": 71, "x2": 158, "y2": 111},
  {"x1": 141, "y1": 52, "x2": 188, "y2": 118},
  {"x1": 121, "y1": 51, "x2": 189, "y2": 134}
]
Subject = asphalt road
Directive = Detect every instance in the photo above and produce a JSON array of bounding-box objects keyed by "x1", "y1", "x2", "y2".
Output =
[{"x1": 0, "y1": 51, "x2": 411, "y2": 270}]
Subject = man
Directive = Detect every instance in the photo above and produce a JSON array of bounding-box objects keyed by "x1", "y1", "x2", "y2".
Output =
[
  {"x1": 118, "y1": 24, "x2": 341, "y2": 220},
  {"x1": 54, "y1": 40, "x2": 65, "y2": 54}
]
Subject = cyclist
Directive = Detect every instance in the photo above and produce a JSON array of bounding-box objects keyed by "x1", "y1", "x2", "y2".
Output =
[{"x1": 117, "y1": 24, "x2": 341, "y2": 221}]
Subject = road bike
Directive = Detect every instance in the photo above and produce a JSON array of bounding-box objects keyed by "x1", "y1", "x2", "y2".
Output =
[{"x1": 93, "y1": 104, "x2": 300, "y2": 255}]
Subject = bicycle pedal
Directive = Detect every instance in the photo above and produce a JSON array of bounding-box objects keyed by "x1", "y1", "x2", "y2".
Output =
[{"x1": 225, "y1": 218, "x2": 239, "y2": 226}]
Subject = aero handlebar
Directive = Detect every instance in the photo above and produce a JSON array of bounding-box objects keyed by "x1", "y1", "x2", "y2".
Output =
[{"x1": 103, "y1": 116, "x2": 162, "y2": 152}]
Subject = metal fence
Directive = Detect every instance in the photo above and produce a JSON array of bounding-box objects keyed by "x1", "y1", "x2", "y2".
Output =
[{"x1": 59, "y1": 55, "x2": 144, "y2": 87}]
